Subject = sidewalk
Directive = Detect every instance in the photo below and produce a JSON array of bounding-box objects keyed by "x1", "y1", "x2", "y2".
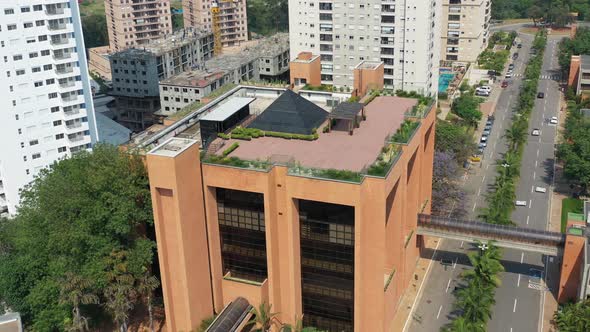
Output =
[
  {"x1": 389, "y1": 237, "x2": 440, "y2": 332},
  {"x1": 541, "y1": 89, "x2": 570, "y2": 332}
]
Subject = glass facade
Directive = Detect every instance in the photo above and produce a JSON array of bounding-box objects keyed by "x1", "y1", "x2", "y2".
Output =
[
  {"x1": 299, "y1": 199, "x2": 355, "y2": 332},
  {"x1": 216, "y1": 188, "x2": 267, "y2": 283}
]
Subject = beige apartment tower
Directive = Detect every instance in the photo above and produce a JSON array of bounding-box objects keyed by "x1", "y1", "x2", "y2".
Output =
[
  {"x1": 105, "y1": 0, "x2": 173, "y2": 52},
  {"x1": 183, "y1": 0, "x2": 248, "y2": 47},
  {"x1": 441, "y1": 0, "x2": 491, "y2": 63}
]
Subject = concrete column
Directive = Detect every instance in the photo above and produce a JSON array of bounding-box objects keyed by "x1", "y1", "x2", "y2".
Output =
[{"x1": 147, "y1": 138, "x2": 214, "y2": 332}]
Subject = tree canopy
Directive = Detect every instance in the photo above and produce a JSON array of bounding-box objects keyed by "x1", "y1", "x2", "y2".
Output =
[
  {"x1": 451, "y1": 93, "x2": 483, "y2": 127},
  {"x1": 493, "y1": 0, "x2": 590, "y2": 22},
  {"x1": 0, "y1": 145, "x2": 156, "y2": 331},
  {"x1": 247, "y1": 0, "x2": 288, "y2": 36}
]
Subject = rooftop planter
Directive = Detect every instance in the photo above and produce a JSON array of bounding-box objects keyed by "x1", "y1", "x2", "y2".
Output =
[
  {"x1": 390, "y1": 119, "x2": 420, "y2": 144},
  {"x1": 201, "y1": 154, "x2": 272, "y2": 171},
  {"x1": 229, "y1": 126, "x2": 318, "y2": 141},
  {"x1": 404, "y1": 98, "x2": 434, "y2": 118},
  {"x1": 366, "y1": 143, "x2": 402, "y2": 177},
  {"x1": 301, "y1": 84, "x2": 334, "y2": 92},
  {"x1": 288, "y1": 163, "x2": 363, "y2": 183}
]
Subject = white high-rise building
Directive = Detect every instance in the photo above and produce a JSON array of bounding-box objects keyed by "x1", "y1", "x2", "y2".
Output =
[
  {"x1": 441, "y1": 0, "x2": 491, "y2": 63},
  {"x1": 0, "y1": 0, "x2": 98, "y2": 216},
  {"x1": 288, "y1": 0, "x2": 441, "y2": 96}
]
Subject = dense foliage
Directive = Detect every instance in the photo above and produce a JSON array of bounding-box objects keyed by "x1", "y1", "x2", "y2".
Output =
[
  {"x1": 431, "y1": 152, "x2": 467, "y2": 218},
  {"x1": 478, "y1": 32, "x2": 517, "y2": 73},
  {"x1": 557, "y1": 98, "x2": 590, "y2": 193},
  {"x1": 480, "y1": 30, "x2": 547, "y2": 226},
  {"x1": 443, "y1": 242, "x2": 505, "y2": 332},
  {"x1": 558, "y1": 27, "x2": 590, "y2": 78},
  {"x1": 247, "y1": 0, "x2": 288, "y2": 36},
  {"x1": 493, "y1": 0, "x2": 590, "y2": 22},
  {"x1": 0, "y1": 145, "x2": 157, "y2": 331},
  {"x1": 451, "y1": 93, "x2": 484, "y2": 127},
  {"x1": 553, "y1": 299, "x2": 590, "y2": 331},
  {"x1": 435, "y1": 121, "x2": 477, "y2": 163},
  {"x1": 79, "y1": 0, "x2": 108, "y2": 49}
]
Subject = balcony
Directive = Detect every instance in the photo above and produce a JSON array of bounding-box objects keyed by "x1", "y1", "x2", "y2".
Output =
[
  {"x1": 48, "y1": 22, "x2": 67, "y2": 31},
  {"x1": 66, "y1": 121, "x2": 82, "y2": 130},
  {"x1": 68, "y1": 134, "x2": 85, "y2": 142},
  {"x1": 64, "y1": 106, "x2": 81, "y2": 117},
  {"x1": 59, "y1": 79, "x2": 76, "y2": 88},
  {"x1": 53, "y1": 52, "x2": 72, "y2": 61},
  {"x1": 45, "y1": 7, "x2": 65, "y2": 16},
  {"x1": 51, "y1": 37, "x2": 69, "y2": 46},
  {"x1": 56, "y1": 68, "x2": 74, "y2": 77},
  {"x1": 62, "y1": 94, "x2": 79, "y2": 103}
]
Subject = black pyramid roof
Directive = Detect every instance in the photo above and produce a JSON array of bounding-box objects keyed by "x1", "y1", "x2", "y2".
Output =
[{"x1": 248, "y1": 89, "x2": 328, "y2": 135}]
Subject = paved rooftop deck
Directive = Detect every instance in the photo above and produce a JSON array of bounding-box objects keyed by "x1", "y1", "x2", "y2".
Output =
[{"x1": 221, "y1": 96, "x2": 417, "y2": 171}]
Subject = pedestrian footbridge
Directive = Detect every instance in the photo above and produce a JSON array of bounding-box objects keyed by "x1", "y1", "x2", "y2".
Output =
[{"x1": 417, "y1": 214, "x2": 565, "y2": 255}]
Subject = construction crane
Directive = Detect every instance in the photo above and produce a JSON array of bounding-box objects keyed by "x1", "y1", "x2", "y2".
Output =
[{"x1": 211, "y1": 1, "x2": 222, "y2": 55}]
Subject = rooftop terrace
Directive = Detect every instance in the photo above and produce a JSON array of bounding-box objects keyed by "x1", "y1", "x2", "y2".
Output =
[{"x1": 214, "y1": 96, "x2": 417, "y2": 172}]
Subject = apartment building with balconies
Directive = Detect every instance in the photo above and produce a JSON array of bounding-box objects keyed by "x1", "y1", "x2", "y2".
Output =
[
  {"x1": 183, "y1": 0, "x2": 248, "y2": 48},
  {"x1": 441, "y1": 0, "x2": 491, "y2": 63},
  {"x1": 144, "y1": 84, "x2": 435, "y2": 332},
  {"x1": 0, "y1": 0, "x2": 98, "y2": 215},
  {"x1": 288, "y1": 0, "x2": 441, "y2": 96},
  {"x1": 105, "y1": 0, "x2": 173, "y2": 52},
  {"x1": 109, "y1": 27, "x2": 214, "y2": 131}
]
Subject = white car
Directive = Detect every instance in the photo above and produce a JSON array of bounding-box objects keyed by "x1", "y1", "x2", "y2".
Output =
[
  {"x1": 550, "y1": 116, "x2": 558, "y2": 124},
  {"x1": 531, "y1": 129, "x2": 541, "y2": 136},
  {"x1": 535, "y1": 187, "x2": 547, "y2": 193},
  {"x1": 478, "y1": 86, "x2": 492, "y2": 92},
  {"x1": 505, "y1": 72, "x2": 513, "y2": 78},
  {"x1": 481, "y1": 136, "x2": 488, "y2": 142},
  {"x1": 515, "y1": 200, "x2": 527, "y2": 206}
]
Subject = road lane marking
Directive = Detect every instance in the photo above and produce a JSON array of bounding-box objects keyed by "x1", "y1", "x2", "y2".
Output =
[
  {"x1": 526, "y1": 215, "x2": 530, "y2": 225},
  {"x1": 531, "y1": 185, "x2": 534, "y2": 193},
  {"x1": 513, "y1": 298, "x2": 518, "y2": 313},
  {"x1": 460, "y1": 241, "x2": 464, "y2": 248},
  {"x1": 537, "y1": 149, "x2": 540, "y2": 157},
  {"x1": 445, "y1": 278, "x2": 451, "y2": 293},
  {"x1": 535, "y1": 160, "x2": 538, "y2": 167},
  {"x1": 521, "y1": 252, "x2": 524, "y2": 264},
  {"x1": 533, "y1": 171, "x2": 536, "y2": 179},
  {"x1": 472, "y1": 202, "x2": 477, "y2": 211},
  {"x1": 517, "y1": 274, "x2": 521, "y2": 287},
  {"x1": 477, "y1": 188, "x2": 481, "y2": 196},
  {"x1": 529, "y1": 199, "x2": 532, "y2": 209},
  {"x1": 453, "y1": 257, "x2": 458, "y2": 269},
  {"x1": 436, "y1": 305, "x2": 443, "y2": 319},
  {"x1": 482, "y1": 175, "x2": 486, "y2": 183}
]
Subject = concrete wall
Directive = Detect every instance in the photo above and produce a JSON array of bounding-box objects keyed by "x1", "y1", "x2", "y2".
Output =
[{"x1": 88, "y1": 46, "x2": 112, "y2": 80}]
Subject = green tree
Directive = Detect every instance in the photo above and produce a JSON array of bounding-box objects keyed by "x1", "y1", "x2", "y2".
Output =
[
  {"x1": 454, "y1": 278, "x2": 496, "y2": 324},
  {"x1": 528, "y1": 5, "x2": 545, "y2": 26},
  {"x1": 136, "y1": 271, "x2": 160, "y2": 332},
  {"x1": 0, "y1": 145, "x2": 155, "y2": 330},
  {"x1": 504, "y1": 123, "x2": 528, "y2": 150},
  {"x1": 435, "y1": 121, "x2": 477, "y2": 162},
  {"x1": 82, "y1": 14, "x2": 108, "y2": 48},
  {"x1": 442, "y1": 316, "x2": 486, "y2": 332},
  {"x1": 281, "y1": 317, "x2": 325, "y2": 332},
  {"x1": 451, "y1": 93, "x2": 483, "y2": 127},
  {"x1": 553, "y1": 299, "x2": 590, "y2": 331}
]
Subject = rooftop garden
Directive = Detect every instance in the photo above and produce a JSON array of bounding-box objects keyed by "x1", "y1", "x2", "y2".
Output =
[
  {"x1": 301, "y1": 84, "x2": 334, "y2": 92},
  {"x1": 219, "y1": 126, "x2": 319, "y2": 141},
  {"x1": 288, "y1": 163, "x2": 363, "y2": 183},
  {"x1": 367, "y1": 143, "x2": 401, "y2": 177},
  {"x1": 168, "y1": 100, "x2": 204, "y2": 121},
  {"x1": 390, "y1": 120, "x2": 420, "y2": 144},
  {"x1": 201, "y1": 153, "x2": 272, "y2": 171},
  {"x1": 205, "y1": 83, "x2": 238, "y2": 100}
]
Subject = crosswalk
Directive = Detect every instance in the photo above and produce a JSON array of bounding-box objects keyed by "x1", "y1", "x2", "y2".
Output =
[
  {"x1": 528, "y1": 282, "x2": 548, "y2": 291},
  {"x1": 507, "y1": 73, "x2": 561, "y2": 80}
]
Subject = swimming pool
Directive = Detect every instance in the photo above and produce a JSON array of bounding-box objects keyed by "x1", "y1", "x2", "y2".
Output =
[{"x1": 438, "y1": 73, "x2": 455, "y2": 93}]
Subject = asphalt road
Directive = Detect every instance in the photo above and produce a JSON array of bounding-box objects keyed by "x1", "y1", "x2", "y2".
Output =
[{"x1": 407, "y1": 33, "x2": 562, "y2": 332}]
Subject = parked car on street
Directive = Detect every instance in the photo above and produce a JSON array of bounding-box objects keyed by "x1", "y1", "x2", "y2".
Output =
[
  {"x1": 513, "y1": 53, "x2": 519, "y2": 60},
  {"x1": 531, "y1": 128, "x2": 541, "y2": 136},
  {"x1": 515, "y1": 200, "x2": 527, "y2": 206},
  {"x1": 535, "y1": 187, "x2": 547, "y2": 193},
  {"x1": 550, "y1": 116, "x2": 558, "y2": 124},
  {"x1": 505, "y1": 72, "x2": 513, "y2": 78},
  {"x1": 501, "y1": 81, "x2": 509, "y2": 88},
  {"x1": 537, "y1": 92, "x2": 545, "y2": 98},
  {"x1": 483, "y1": 130, "x2": 491, "y2": 136}
]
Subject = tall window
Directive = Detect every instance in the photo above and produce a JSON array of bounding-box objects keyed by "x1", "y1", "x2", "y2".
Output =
[
  {"x1": 216, "y1": 188, "x2": 268, "y2": 282},
  {"x1": 299, "y1": 200, "x2": 355, "y2": 332}
]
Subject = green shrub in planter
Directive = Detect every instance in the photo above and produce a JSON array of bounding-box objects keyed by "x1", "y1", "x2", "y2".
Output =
[
  {"x1": 222, "y1": 142, "x2": 239, "y2": 157},
  {"x1": 231, "y1": 133, "x2": 252, "y2": 141},
  {"x1": 218, "y1": 133, "x2": 230, "y2": 140},
  {"x1": 322, "y1": 125, "x2": 330, "y2": 133}
]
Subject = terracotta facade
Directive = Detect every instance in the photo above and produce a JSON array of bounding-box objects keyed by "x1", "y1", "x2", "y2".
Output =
[
  {"x1": 146, "y1": 102, "x2": 435, "y2": 331},
  {"x1": 290, "y1": 52, "x2": 322, "y2": 87}
]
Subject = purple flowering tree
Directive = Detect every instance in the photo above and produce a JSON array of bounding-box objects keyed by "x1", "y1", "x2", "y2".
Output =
[{"x1": 432, "y1": 151, "x2": 467, "y2": 218}]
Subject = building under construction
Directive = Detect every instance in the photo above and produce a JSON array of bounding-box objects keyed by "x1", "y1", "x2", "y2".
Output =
[
  {"x1": 183, "y1": 0, "x2": 248, "y2": 48},
  {"x1": 158, "y1": 33, "x2": 289, "y2": 116},
  {"x1": 109, "y1": 28, "x2": 214, "y2": 131}
]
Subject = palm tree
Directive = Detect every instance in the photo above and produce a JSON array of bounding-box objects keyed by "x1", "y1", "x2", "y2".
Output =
[
  {"x1": 249, "y1": 302, "x2": 280, "y2": 332},
  {"x1": 454, "y1": 279, "x2": 495, "y2": 324},
  {"x1": 504, "y1": 125, "x2": 527, "y2": 150},
  {"x1": 553, "y1": 300, "x2": 590, "y2": 331},
  {"x1": 59, "y1": 272, "x2": 99, "y2": 332},
  {"x1": 463, "y1": 242, "x2": 505, "y2": 287},
  {"x1": 442, "y1": 316, "x2": 486, "y2": 332},
  {"x1": 136, "y1": 271, "x2": 160, "y2": 332},
  {"x1": 104, "y1": 274, "x2": 136, "y2": 332}
]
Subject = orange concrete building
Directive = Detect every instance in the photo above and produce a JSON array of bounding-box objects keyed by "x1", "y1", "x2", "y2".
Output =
[
  {"x1": 353, "y1": 61, "x2": 385, "y2": 97},
  {"x1": 146, "y1": 86, "x2": 435, "y2": 332},
  {"x1": 290, "y1": 52, "x2": 322, "y2": 87}
]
